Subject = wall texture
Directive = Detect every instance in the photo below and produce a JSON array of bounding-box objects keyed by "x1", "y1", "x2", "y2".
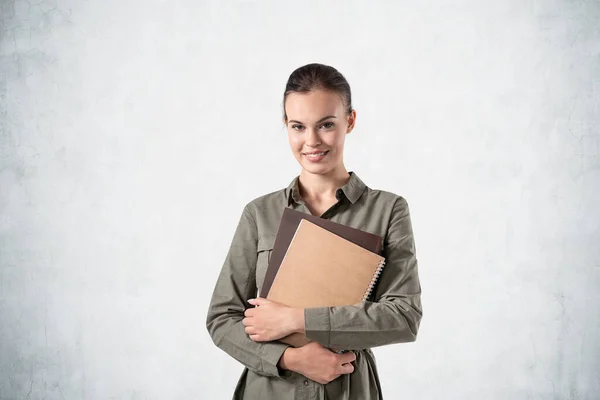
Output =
[{"x1": 1, "y1": 1, "x2": 599, "y2": 399}]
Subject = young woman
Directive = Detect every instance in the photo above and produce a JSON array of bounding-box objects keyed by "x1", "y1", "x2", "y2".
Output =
[{"x1": 206, "y1": 63, "x2": 422, "y2": 399}]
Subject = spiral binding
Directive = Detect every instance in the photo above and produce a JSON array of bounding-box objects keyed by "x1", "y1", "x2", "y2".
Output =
[{"x1": 362, "y1": 259, "x2": 386, "y2": 301}]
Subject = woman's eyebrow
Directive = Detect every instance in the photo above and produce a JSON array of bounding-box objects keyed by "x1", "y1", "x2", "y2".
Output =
[{"x1": 288, "y1": 115, "x2": 337, "y2": 124}]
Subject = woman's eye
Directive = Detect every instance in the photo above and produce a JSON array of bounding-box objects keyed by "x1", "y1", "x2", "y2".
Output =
[
  {"x1": 292, "y1": 125, "x2": 304, "y2": 131},
  {"x1": 321, "y1": 122, "x2": 334, "y2": 129}
]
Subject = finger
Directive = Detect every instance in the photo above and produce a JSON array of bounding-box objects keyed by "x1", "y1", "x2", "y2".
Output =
[
  {"x1": 339, "y1": 363, "x2": 355, "y2": 375},
  {"x1": 319, "y1": 376, "x2": 337, "y2": 385},
  {"x1": 249, "y1": 334, "x2": 264, "y2": 342},
  {"x1": 244, "y1": 326, "x2": 256, "y2": 335},
  {"x1": 339, "y1": 351, "x2": 356, "y2": 364},
  {"x1": 249, "y1": 297, "x2": 270, "y2": 306}
]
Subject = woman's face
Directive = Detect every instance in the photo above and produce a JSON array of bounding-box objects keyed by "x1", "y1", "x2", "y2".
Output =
[{"x1": 284, "y1": 90, "x2": 356, "y2": 176}]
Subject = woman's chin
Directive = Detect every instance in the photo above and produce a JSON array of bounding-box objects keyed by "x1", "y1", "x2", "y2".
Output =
[{"x1": 300, "y1": 163, "x2": 333, "y2": 175}]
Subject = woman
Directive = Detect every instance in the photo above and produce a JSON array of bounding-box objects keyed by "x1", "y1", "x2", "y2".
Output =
[{"x1": 206, "y1": 63, "x2": 422, "y2": 399}]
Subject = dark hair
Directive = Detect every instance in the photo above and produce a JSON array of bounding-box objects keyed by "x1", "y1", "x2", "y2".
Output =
[{"x1": 282, "y1": 63, "x2": 353, "y2": 121}]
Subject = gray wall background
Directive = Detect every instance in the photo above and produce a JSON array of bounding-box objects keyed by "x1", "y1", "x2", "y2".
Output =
[{"x1": 1, "y1": 1, "x2": 599, "y2": 399}]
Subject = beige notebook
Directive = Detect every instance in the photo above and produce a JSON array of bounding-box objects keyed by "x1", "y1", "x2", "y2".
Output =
[{"x1": 266, "y1": 219, "x2": 386, "y2": 347}]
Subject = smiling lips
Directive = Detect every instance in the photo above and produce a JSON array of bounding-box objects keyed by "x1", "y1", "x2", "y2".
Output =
[{"x1": 303, "y1": 150, "x2": 329, "y2": 162}]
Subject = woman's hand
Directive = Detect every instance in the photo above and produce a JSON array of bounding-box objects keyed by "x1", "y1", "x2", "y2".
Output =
[
  {"x1": 279, "y1": 342, "x2": 356, "y2": 385},
  {"x1": 243, "y1": 298, "x2": 304, "y2": 342}
]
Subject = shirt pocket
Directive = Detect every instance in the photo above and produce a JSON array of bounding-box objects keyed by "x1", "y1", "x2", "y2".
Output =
[{"x1": 255, "y1": 234, "x2": 275, "y2": 296}]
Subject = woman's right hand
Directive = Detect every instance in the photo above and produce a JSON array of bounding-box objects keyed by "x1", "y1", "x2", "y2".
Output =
[{"x1": 279, "y1": 342, "x2": 356, "y2": 385}]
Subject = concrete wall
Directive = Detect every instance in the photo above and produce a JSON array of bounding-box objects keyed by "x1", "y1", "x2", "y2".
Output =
[{"x1": 1, "y1": 1, "x2": 599, "y2": 398}]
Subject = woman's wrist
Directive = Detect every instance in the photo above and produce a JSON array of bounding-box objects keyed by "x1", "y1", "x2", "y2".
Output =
[
  {"x1": 278, "y1": 347, "x2": 300, "y2": 372},
  {"x1": 291, "y1": 308, "x2": 305, "y2": 334}
]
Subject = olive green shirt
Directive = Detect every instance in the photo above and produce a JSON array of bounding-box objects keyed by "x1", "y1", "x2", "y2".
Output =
[{"x1": 206, "y1": 172, "x2": 422, "y2": 399}]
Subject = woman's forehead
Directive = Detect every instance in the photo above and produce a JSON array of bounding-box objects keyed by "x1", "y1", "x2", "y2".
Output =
[{"x1": 285, "y1": 91, "x2": 345, "y2": 120}]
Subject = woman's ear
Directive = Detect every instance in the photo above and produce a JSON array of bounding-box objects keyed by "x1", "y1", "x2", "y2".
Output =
[{"x1": 346, "y1": 110, "x2": 357, "y2": 134}]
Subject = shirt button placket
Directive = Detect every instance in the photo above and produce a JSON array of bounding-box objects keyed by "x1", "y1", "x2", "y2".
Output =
[{"x1": 298, "y1": 378, "x2": 311, "y2": 400}]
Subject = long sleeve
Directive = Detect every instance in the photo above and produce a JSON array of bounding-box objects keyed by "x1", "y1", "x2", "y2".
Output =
[
  {"x1": 206, "y1": 204, "x2": 291, "y2": 378},
  {"x1": 304, "y1": 196, "x2": 423, "y2": 350}
]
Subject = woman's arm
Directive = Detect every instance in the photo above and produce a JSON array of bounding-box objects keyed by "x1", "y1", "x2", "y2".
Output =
[
  {"x1": 303, "y1": 196, "x2": 423, "y2": 350},
  {"x1": 205, "y1": 204, "x2": 291, "y2": 378}
]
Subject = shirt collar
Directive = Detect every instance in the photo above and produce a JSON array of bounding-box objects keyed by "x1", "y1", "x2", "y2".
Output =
[{"x1": 286, "y1": 171, "x2": 367, "y2": 206}]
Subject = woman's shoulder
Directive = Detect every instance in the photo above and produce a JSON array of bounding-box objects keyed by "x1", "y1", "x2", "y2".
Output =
[
  {"x1": 364, "y1": 186, "x2": 410, "y2": 209},
  {"x1": 237, "y1": 188, "x2": 290, "y2": 236},
  {"x1": 238, "y1": 188, "x2": 288, "y2": 221}
]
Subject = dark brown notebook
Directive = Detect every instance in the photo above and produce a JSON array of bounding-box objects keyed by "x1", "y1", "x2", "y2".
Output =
[{"x1": 260, "y1": 207, "x2": 383, "y2": 298}]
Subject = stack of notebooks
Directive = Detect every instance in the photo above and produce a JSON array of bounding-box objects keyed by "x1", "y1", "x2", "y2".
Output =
[{"x1": 259, "y1": 207, "x2": 386, "y2": 348}]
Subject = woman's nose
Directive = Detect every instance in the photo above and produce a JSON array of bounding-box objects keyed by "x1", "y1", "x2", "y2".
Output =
[{"x1": 305, "y1": 129, "x2": 322, "y2": 147}]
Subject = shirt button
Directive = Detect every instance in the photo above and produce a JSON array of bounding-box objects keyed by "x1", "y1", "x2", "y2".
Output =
[{"x1": 304, "y1": 380, "x2": 309, "y2": 386}]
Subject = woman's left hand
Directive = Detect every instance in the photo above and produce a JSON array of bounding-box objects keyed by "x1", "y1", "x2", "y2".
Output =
[{"x1": 243, "y1": 298, "x2": 304, "y2": 342}]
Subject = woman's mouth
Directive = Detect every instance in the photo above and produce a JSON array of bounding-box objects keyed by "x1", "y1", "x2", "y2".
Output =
[{"x1": 303, "y1": 150, "x2": 329, "y2": 162}]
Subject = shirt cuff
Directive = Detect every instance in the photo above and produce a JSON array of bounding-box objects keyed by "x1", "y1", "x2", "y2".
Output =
[
  {"x1": 260, "y1": 342, "x2": 292, "y2": 378},
  {"x1": 304, "y1": 307, "x2": 331, "y2": 347}
]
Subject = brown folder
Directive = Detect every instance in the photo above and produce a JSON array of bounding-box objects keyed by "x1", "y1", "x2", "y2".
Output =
[
  {"x1": 260, "y1": 207, "x2": 383, "y2": 298},
  {"x1": 266, "y1": 219, "x2": 386, "y2": 347}
]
